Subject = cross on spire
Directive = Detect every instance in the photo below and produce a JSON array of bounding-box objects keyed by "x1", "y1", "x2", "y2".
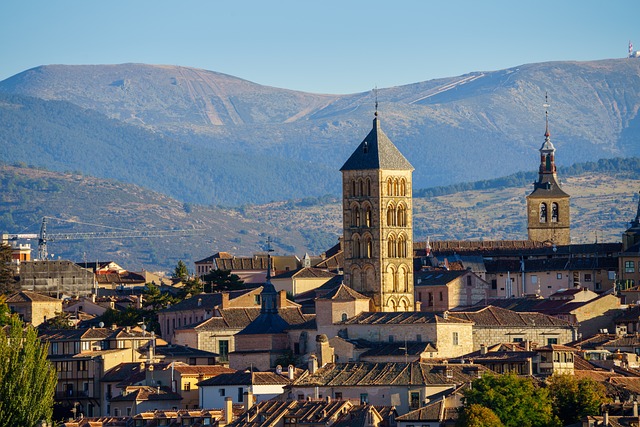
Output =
[{"x1": 544, "y1": 92, "x2": 550, "y2": 137}]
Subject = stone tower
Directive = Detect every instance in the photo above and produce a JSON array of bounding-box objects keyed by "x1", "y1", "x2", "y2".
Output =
[
  {"x1": 526, "y1": 111, "x2": 570, "y2": 245},
  {"x1": 340, "y1": 113, "x2": 415, "y2": 312}
]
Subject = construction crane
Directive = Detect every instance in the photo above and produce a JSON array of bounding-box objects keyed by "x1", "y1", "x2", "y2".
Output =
[{"x1": 2, "y1": 217, "x2": 200, "y2": 260}]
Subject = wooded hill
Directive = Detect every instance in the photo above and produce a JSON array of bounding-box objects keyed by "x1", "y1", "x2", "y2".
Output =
[{"x1": 1, "y1": 158, "x2": 638, "y2": 273}]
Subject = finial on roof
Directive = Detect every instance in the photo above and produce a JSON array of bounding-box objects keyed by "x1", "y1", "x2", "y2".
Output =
[
  {"x1": 543, "y1": 92, "x2": 550, "y2": 138},
  {"x1": 265, "y1": 236, "x2": 274, "y2": 281},
  {"x1": 374, "y1": 86, "x2": 378, "y2": 117}
]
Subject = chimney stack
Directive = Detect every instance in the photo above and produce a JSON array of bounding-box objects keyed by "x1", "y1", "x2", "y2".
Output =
[
  {"x1": 634, "y1": 400, "x2": 638, "y2": 417},
  {"x1": 225, "y1": 396, "x2": 233, "y2": 424},
  {"x1": 288, "y1": 365, "x2": 295, "y2": 380},
  {"x1": 480, "y1": 344, "x2": 487, "y2": 355},
  {"x1": 221, "y1": 293, "x2": 230, "y2": 309},
  {"x1": 277, "y1": 290, "x2": 287, "y2": 309},
  {"x1": 308, "y1": 355, "x2": 318, "y2": 374},
  {"x1": 244, "y1": 390, "x2": 254, "y2": 411}
]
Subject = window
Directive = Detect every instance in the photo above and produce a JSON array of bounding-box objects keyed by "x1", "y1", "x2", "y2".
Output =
[
  {"x1": 531, "y1": 275, "x2": 538, "y2": 284},
  {"x1": 360, "y1": 393, "x2": 368, "y2": 404},
  {"x1": 334, "y1": 392, "x2": 342, "y2": 400},
  {"x1": 365, "y1": 206, "x2": 372, "y2": 227},
  {"x1": 255, "y1": 295, "x2": 261, "y2": 305},
  {"x1": 453, "y1": 332, "x2": 459, "y2": 346},
  {"x1": 184, "y1": 382, "x2": 191, "y2": 391},
  {"x1": 547, "y1": 338, "x2": 558, "y2": 345},
  {"x1": 417, "y1": 334, "x2": 422, "y2": 342},
  {"x1": 428, "y1": 292, "x2": 433, "y2": 307},
  {"x1": 557, "y1": 273, "x2": 562, "y2": 279},
  {"x1": 439, "y1": 292, "x2": 443, "y2": 302},
  {"x1": 551, "y1": 203, "x2": 559, "y2": 222},
  {"x1": 219, "y1": 389, "x2": 226, "y2": 396},
  {"x1": 341, "y1": 313, "x2": 348, "y2": 322},
  {"x1": 467, "y1": 276, "x2": 472, "y2": 286},
  {"x1": 584, "y1": 273, "x2": 592, "y2": 282},
  {"x1": 513, "y1": 337, "x2": 523, "y2": 342},
  {"x1": 491, "y1": 279, "x2": 497, "y2": 290},
  {"x1": 626, "y1": 261, "x2": 635, "y2": 273},
  {"x1": 219, "y1": 340, "x2": 229, "y2": 362},
  {"x1": 410, "y1": 391, "x2": 420, "y2": 409},
  {"x1": 388, "y1": 335, "x2": 394, "y2": 343},
  {"x1": 540, "y1": 203, "x2": 547, "y2": 223},
  {"x1": 238, "y1": 387, "x2": 244, "y2": 402}
]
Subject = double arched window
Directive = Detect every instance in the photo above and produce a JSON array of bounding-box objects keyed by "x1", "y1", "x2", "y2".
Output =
[{"x1": 387, "y1": 204, "x2": 396, "y2": 226}]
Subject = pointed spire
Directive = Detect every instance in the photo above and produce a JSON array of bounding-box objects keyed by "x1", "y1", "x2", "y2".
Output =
[
  {"x1": 374, "y1": 86, "x2": 379, "y2": 118},
  {"x1": 544, "y1": 92, "x2": 550, "y2": 138}
]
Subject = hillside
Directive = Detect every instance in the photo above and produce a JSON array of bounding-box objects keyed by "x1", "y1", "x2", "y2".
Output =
[
  {"x1": 1, "y1": 60, "x2": 640, "y2": 205},
  {"x1": 1, "y1": 162, "x2": 638, "y2": 273}
]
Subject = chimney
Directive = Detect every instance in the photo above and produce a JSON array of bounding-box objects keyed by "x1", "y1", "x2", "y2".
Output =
[
  {"x1": 316, "y1": 334, "x2": 333, "y2": 368},
  {"x1": 277, "y1": 290, "x2": 287, "y2": 309},
  {"x1": 634, "y1": 400, "x2": 638, "y2": 417},
  {"x1": 136, "y1": 295, "x2": 143, "y2": 309},
  {"x1": 221, "y1": 293, "x2": 230, "y2": 309},
  {"x1": 308, "y1": 355, "x2": 318, "y2": 374},
  {"x1": 480, "y1": 344, "x2": 487, "y2": 355},
  {"x1": 244, "y1": 390, "x2": 254, "y2": 411},
  {"x1": 415, "y1": 301, "x2": 421, "y2": 311},
  {"x1": 225, "y1": 397, "x2": 233, "y2": 424},
  {"x1": 288, "y1": 365, "x2": 295, "y2": 380},
  {"x1": 91, "y1": 293, "x2": 96, "y2": 303},
  {"x1": 603, "y1": 409, "x2": 609, "y2": 426},
  {"x1": 197, "y1": 298, "x2": 202, "y2": 307},
  {"x1": 525, "y1": 340, "x2": 531, "y2": 351}
]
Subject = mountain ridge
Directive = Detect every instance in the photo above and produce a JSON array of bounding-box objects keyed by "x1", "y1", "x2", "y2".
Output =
[{"x1": 1, "y1": 59, "x2": 640, "y2": 206}]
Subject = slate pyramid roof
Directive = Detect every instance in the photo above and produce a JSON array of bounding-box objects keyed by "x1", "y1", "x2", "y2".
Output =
[{"x1": 340, "y1": 117, "x2": 413, "y2": 171}]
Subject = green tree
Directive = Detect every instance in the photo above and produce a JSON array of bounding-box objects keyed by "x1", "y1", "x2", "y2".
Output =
[
  {"x1": 0, "y1": 295, "x2": 14, "y2": 326},
  {"x1": 457, "y1": 404, "x2": 504, "y2": 427},
  {"x1": 202, "y1": 269, "x2": 244, "y2": 292},
  {"x1": 462, "y1": 373, "x2": 558, "y2": 427},
  {"x1": 173, "y1": 260, "x2": 189, "y2": 280},
  {"x1": 39, "y1": 311, "x2": 74, "y2": 330},
  {"x1": 547, "y1": 374, "x2": 609, "y2": 425},
  {"x1": 0, "y1": 243, "x2": 19, "y2": 295},
  {"x1": 177, "y1": 277, "x2": 204, "y2": 300},
  {"x1": 0, "y1": 316, "x2": 57, "y2": 426},
  {"x1": 143, "y1": 282, "x2": 176, "y2": 310}
]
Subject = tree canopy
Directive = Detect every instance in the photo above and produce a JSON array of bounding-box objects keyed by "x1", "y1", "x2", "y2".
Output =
[
  {"x1": 547, "y1": 374, "x2": 609, "y2": 425},
  {"x1": 462, "y1": 373, "x2": 558, "y2": 427},
  {"x1": 202, "y1": 268, "x2": 244, "y2": 292},
  {"x1": 0, "y1": 316, "x2": 57, "y2": 426},
  {"x1": 173, "y1": 260, "x2": 189, "y2": 280},
  {"x1": 457, "y1": 404, "x2": 504, "y2": 427}
]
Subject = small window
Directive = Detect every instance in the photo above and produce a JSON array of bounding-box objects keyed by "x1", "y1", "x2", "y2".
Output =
[
  {"x1": 219, "y1": 388, "x2": 226, "y2": 396},
  {"x1": 453, "y1": 332, "x2": 459, "y2": 346},
  {"x1": 184, "y1": 382, "x2": 191, "y2": 391},
  {"x1": 341, "y1": 313, "x2": 348, "y2": 322},
  {"x1": 360, "y1": 393, "x2": 368, "y2": 404},
  {"x1": 335, "y1": 392, "x2": 342, "y2": 400},
  {"x1": 557, "y1": 273, "x2": 562, "y2": 280},
  {"x1": 584, "y1": 273, "x2": 592, "y2": 282},
  {"x1": 547, "y1": 338, "x2": 558, "y2": 345},
  {"x1": 626, "y1": 261, "x2": 635, "y2": 273}
]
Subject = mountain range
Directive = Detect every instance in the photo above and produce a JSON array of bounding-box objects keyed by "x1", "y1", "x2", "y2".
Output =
[{"x1": 1, "y1": 59, "x2": 640, "y2": 206}]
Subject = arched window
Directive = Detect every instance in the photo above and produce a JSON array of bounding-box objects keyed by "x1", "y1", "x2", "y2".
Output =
[
  {"x1": 353, "y1": 235, "x2": 361, "y2": 258},
  {"x1": 394, "y1": 179, "x2": 399, "y2": 196},
  {"x1": 400, "y1": 179, "x2": 406, "y2": 196},
  {"x1": 387, "y1": 299, "x2": 396, "y2": 311},
  {"x1": 359, "y1": 179, "x2": 364, "y2": 197},
  {"x1": 399, "y1": 266, "x2": 408, "y2": 291},
  {"x1": 351, "y1": 205, "x2": 359, "y2": 227},
  {"x1": 387, "y1": 205, "x2": 396, "y2": 226},
  {"x1": 341, "y1": 313, "x2": 348, "y2": 322},
  {"x1": 540, "y1": 203, "x2": 548, "y2": 223},
  {"x1": 397, "y1": 205, "x2": 406, "y2": 227},
  {"x1": 388, "y1": 235, "x2": 396, "y2": 257},
  {"x1": 387, "y1": 178, "x2": 393, "y2": 196},
  {"x1": 398, "y1": 235, "x2": 407, "y2": 258},
  {"x1": 351, "y1": 180, "x2": 356, "y2": 197},
  {"x1": 366, "y1": 238, "x2": 373, "y2": 258},
  {"x1": 366, "y1": 178, "x2": 371, "y2": 196},
  {"x1": 551, "y1": 203, "x2": 559, "y2": 222},
  {"x1": 365, "y1": 205, "x2": 372, "y2": 227}
]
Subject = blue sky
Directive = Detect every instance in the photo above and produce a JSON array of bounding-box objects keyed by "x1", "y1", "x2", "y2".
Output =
[{"x1": 1, "y1": 0, "x2": 638, "y2": 94}]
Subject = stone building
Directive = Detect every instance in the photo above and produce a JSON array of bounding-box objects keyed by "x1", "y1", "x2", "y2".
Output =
[
  {"x1": 6, "y1": 290, "x2": 62, "y2": 326},
  {"x1": 414, "y1": 269, "x2": 490, "y2": 312},
  {"x1": 451, "y1": 305, "x2": 578, "y2": 350},
  {"x1": 19, "y1": 260, "x2": 96, "y2": 296},
  {"x1": 526, "y1": 112, "x2": 571, "y2": 245},
  {"x1": 341, "y1": 113, "x2": 414, "y2": 312}
]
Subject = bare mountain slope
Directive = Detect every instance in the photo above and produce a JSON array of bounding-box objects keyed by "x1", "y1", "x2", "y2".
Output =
[{"x1": 2, "y1": 59, "x2": 640, "y2": 202}]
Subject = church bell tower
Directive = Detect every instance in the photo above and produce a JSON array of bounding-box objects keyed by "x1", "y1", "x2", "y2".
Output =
[
  {"x1": 526, "y1": 98, "x2": 571, "y2": 245},
  {"x1": 340, "y1": 110, "x2": 415, "y2": 312}
]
